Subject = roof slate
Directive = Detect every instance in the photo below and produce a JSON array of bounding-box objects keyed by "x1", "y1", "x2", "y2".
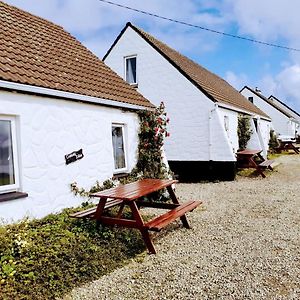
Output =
[
  {"x1": 0, "y1": 2, "x2": 154, "y2": 108},
  {"x1": 106, "y1": 22, "x2": 269, "y2": 117}
]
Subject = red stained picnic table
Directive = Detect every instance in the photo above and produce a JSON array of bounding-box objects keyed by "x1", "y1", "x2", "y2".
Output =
[
  {"x1": 71, "y1": 179, "x2": 201, "y2": 254},
  {"x1": 276, "y1": 140, "x2": 299, "y2": 154},
  {"x1": 236, "y1": 149, "x2": 274, "y2": 178}
]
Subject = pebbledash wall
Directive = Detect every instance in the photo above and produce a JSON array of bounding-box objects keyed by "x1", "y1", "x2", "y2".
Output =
[
  {"x1": 104, "y1": 27, "x2": 236, "y2": 164},
  {"x1": 0, "y1": 90, "x2": 140, "y2": 223}
]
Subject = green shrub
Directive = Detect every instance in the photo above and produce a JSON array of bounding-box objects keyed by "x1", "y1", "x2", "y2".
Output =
[
  {"x1": 268, "y1": 129, "x2": 280, "y2": 151},
  {"x1": 0, "y1": 209, "x2": 145, "y2": 300},
  {"x1": 237, "y1": 115, "x2": 253, "y2": 150}
]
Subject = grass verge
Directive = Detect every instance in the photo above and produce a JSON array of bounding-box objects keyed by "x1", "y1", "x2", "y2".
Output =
[{"x1": 0, "y1": 207, "x2": 146, "y2": 300}]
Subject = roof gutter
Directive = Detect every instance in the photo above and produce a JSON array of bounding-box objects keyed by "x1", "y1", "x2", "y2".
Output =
[
  {"x1": 217, "y1": 102, "x2": 271, "y2": 121},
  {"x1": 0, "y1": 80, "x2": 151, "y2": 111}
]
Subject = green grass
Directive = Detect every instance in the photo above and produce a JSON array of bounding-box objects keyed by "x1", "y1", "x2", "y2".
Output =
[{"x1": 0, "y1": 207, "x2": 146, "y2": 300}]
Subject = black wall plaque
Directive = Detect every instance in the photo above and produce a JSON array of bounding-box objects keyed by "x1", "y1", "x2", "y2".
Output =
[{"x1": 65, "y1": 149, "x2": 84, "y2": 165}]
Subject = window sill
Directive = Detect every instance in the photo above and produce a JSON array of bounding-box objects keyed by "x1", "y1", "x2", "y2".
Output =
[
  {"x1": 130, "y1": 83, "x2": 138, "y2": 88},
  {"x1": 0, "y1": 192, "x2": 28, "y2": 203}
]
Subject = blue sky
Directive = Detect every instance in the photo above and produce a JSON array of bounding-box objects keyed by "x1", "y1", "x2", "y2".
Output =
[{"x1": 5, "y1": 0, "x2": 300, "y2": 112}]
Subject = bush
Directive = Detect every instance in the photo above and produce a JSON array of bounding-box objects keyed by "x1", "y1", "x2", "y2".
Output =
[
  {"x1": 237, "y1": 115, "x2": 253, "y2": 150},
  {"x1": 268, "y1": 129, "x2": 280, "y2": 151},
  {"x1": 0, "y1": 209, "x2": 145, "y2": 300}
]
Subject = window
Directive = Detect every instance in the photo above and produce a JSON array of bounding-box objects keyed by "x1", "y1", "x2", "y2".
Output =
[
  {"x1": 125, "y1": 56, "x2": 137, "y2": 85},
  {"x1": 112, "y1": 125, "x2": 127, "y2": 172},
  {"x1": 248, "y1": 97, "x2": 254, "y2": 103},
  {"x1": 0, "y1": 116, "x2": 19, "y2": 193}
]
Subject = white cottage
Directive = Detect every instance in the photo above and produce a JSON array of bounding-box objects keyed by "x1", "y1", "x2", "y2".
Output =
[
  {"x1": 268, "y1": 95, "x2": 300, "y2": 136},
  {"x1": 0, "y1": 3, "x2": 154, "y2": 223},
  {"x1": 104, "y1": 22, "x2": 271, "y2": 181},
  {"x1": 241, "y1": 87, "x2": 299, "y2": 139}
]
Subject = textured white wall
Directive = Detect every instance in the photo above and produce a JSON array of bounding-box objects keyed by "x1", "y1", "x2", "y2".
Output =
[
  {"x1": 0, "y1": 90, "x2": 139, "y2": 223},
  {"x1": 105, "y1": 27, "x2": 235, "y2": 162},
  {"x1": 241, "y1": 89, "x2": 291, "y2": 137}
]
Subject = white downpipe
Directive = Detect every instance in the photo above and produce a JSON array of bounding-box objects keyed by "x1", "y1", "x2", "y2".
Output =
[{"x1": 208, "y1": 105, "x2": 216, "y2": 161}]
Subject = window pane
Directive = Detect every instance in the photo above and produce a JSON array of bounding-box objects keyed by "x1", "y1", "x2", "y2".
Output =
[
  {"x1": 126, "y1": 57, "x2": 136, "y2": 84},
  {"x1": 0, "y1": 120, "x2": 15, "y2": 186},
  {"x1": 112, "y1": 126, "x2": 126, "y2": 170}
]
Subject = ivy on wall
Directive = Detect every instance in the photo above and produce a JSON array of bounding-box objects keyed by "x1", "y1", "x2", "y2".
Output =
[
  {"x1": 70, "y1": 102, "x2": 171, "y2": 198},
  {"x1": 237, "y1": 115, "x2": 253, "y2": 150}
]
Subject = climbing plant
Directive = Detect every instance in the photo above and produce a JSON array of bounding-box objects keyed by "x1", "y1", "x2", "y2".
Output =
[
  {"x1": 135, "y1": 102, "x2": 170, "y2": 179},
  {"x1": 70, "y1": 102, "x2": 171, "y2": 197},
  {"x1": 237, "y1": 115, "x2": 253, "y2": 150}
]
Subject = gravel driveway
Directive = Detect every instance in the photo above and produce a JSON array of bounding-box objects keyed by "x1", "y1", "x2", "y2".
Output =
[{"x1": 64, "y1": 154, "x2": 300, "y2": 300}]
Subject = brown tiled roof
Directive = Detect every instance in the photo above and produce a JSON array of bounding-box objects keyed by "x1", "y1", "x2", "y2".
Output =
[
  {"x1": 105, "y1": 22, "x2": 268, "y2": 117},
  {"x1": 268, "y1": 95, "x2": 300, "y2": 118},
  {"x1": 0, "y1": 2, "x2": 154, "y2": 108}
]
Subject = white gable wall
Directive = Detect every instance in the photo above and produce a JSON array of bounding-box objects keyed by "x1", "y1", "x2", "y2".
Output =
[
  {"x1": 241, "y1": 89, "x2": 292, "y2": 137},
  {"x1": 105, "y1": 27, "x2": 235, "y2": 162},
  {"x1": 0, "y1": 90, "x2": 139, "y2": 223}
]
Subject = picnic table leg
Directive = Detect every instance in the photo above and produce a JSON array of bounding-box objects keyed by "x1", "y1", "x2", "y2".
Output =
[
  {"x1": 166, "y1": 186, "x2": 190, "y2": 229},
  {"x1": 94, "y1": 197, "x2": 107, "y2": 227},
  {"x1": 249, "y1": 157, "x2": 266, "y2": 178},
  {"x1": 128, "y1": 201, "x2": 156, "y2": 254}
]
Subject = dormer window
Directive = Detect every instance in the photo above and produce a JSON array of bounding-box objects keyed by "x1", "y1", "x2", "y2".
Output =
[{"x1": 125, "y1": 56, "x2": 137, "y2": 85}]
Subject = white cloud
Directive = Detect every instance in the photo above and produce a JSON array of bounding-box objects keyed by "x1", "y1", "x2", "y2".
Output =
[
  {"x1": 225, "y1": 71, "x2": 249, "y2": 91},
  {"x1": 225, "y1": 0, "x2": 300, "y2": 44}
]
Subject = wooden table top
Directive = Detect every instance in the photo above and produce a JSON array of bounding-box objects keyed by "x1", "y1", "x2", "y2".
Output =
[
  {"x1": 236, "y1": 149, "x2": 262, "y2": 156},
  {"x1": 91, "y1": 179, "x2": 177, "y2": 201}
]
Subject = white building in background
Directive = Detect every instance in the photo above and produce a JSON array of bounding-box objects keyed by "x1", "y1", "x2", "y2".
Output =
[
  {"x1": 241, "y1": 87, "x2": 299, "y2": 139},
  {"x1": 268, "y1": 95, "x2": 300, "y2": 136},
  {"x1": 104, "y1": 22, "x2": 271, "y2": 181},
  {"x1": 0, "y1": 3, "x2": 154, "y2": 223}
]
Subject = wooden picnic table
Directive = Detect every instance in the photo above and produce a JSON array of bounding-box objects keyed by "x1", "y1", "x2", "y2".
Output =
[
  {"x1": 71, "y1": 179, "x2": 201, "y2": 254},
  {"x1": 276, "y1": 140, "x2": 299, "y2": 154},
  {"x1": 236, "y1": 149, "x2": 274, "y2": 178}
]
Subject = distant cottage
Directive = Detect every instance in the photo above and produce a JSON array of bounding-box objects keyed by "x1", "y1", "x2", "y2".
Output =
[
  {"x1": 241, "y1": 87, "x2": 299, "y2": 138},
  {"x1": 104, "y1": 22, "x2": 271, "y2": 181},
  {"x1": 0, "y1": 3, "x2": 154, "y2": 223}
]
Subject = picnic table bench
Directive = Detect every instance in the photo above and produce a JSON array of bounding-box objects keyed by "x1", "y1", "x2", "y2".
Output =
[
  {"x1": 70, "y1": 179, "x2": 201, "y2": 254},
  {"x1": 236, "y1": 149, "x2": 274, "y2": 178}
]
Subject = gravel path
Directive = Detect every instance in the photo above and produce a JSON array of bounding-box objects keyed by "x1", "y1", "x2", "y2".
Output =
[{"x1": 64, "y1": 155, "x2": 300, "y2": 300}]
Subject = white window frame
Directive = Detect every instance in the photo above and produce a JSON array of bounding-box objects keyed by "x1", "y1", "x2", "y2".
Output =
[
  {"x1": 0, "y1": 115, "x2": 20, "y2": 193},
  {"x1": 112, "y1": 124, "x2": 128, "y2": 174},
  {"x1": 124, "y1": 55, "x2": 137, "y2": 85}
]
